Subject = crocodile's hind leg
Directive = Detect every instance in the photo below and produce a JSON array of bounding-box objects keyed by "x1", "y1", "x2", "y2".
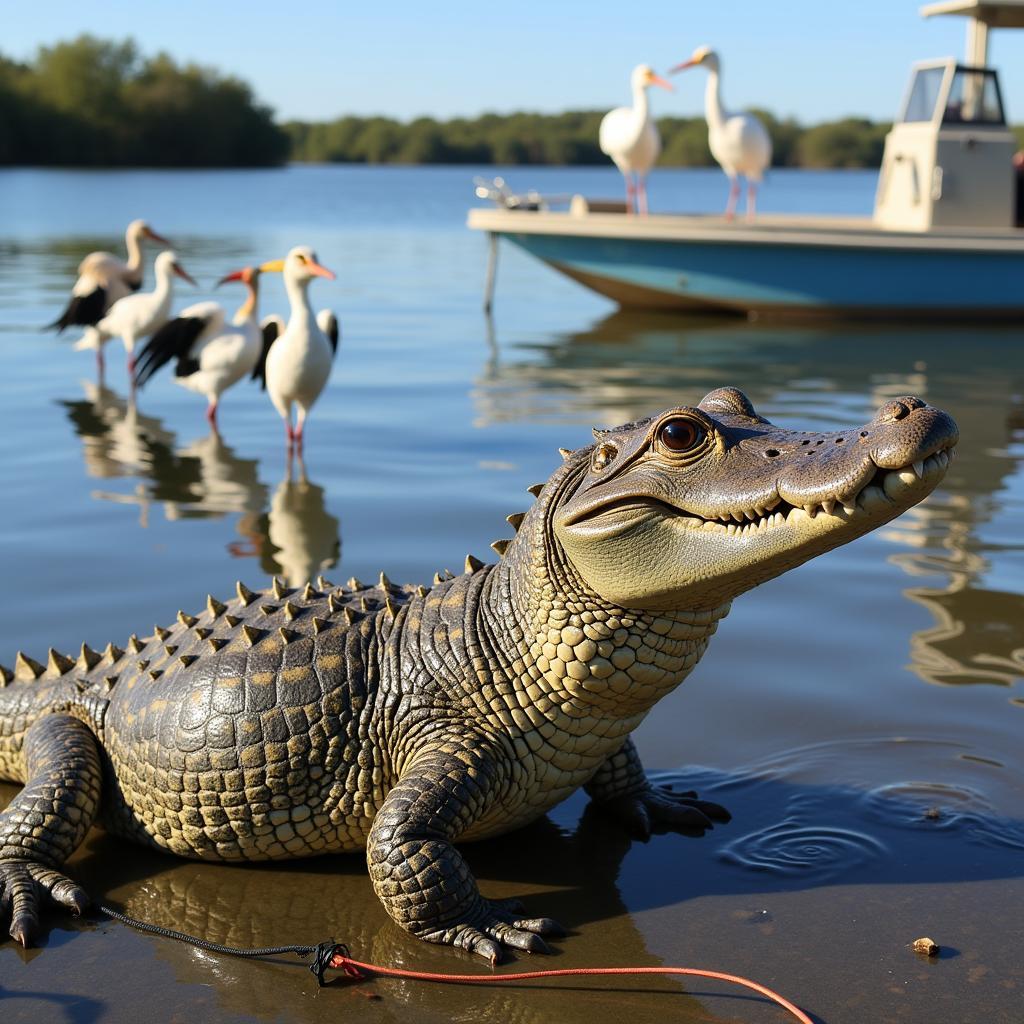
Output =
[
  {"x1": 367, "y1": 743, "x2": 563, "y2": 964},
  {"x1": 0, "y1": 714, "x2": 101, "y2": 945}
]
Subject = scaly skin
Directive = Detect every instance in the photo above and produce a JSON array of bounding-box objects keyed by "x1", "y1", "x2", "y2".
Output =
[{"x1": 0, "y1": 387, "x2": 958, "y2": 961}]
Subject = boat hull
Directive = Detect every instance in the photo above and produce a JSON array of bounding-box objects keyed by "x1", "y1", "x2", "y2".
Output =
[{"x1": 468, "y1": 209, "x2": 1024, "y2": 320}]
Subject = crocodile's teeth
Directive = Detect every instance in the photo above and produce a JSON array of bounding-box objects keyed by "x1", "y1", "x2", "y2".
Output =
[
  {"x1": 912, "y1": 460, "x2": 925, "y2": 479},
  {"x1": 804, "y1": 504, "x2": 818, "y2": 518},
  {"x1": 821, "y1": 498, "x2": 837, "y2": 516},
  {"x1": 842, "y1": 500, "x2": 857, "y2": 515}
]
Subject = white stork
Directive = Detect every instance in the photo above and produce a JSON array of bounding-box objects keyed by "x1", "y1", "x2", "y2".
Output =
[
  {"x1": 134, "y1": 266, "x2": 264, "y2": 429},
  {"x1": 598, "y1": 64, "x2": 673, "y2": 215},
  {"x1": 256, "y1": 246, "x2": 338, "y2": 451},
  {"x1": 74, "y1": 250, "x2": 197, "y2": 378},
  {"x1": 670, "y1": 46, "x2": 772, "y2": 219},
  {"x1": 50, "y1": 220, "x2": 171, "y2": 332}
]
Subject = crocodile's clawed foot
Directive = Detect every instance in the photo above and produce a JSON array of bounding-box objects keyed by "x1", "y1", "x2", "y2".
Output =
[
  {"x1": 0, "y1": 861, "x2": 90, "y2": 947},
  {"x1": 429, "y1": 896, "x2": 565, "y2": 965},
  {"x1": 599, "y1": 784, "x2": 732, "y2": 841}
]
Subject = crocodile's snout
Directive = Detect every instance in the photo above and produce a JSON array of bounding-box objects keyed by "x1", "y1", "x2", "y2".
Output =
[{"x1": 554, "y1": 387, "x2": 959, "y2": 611}]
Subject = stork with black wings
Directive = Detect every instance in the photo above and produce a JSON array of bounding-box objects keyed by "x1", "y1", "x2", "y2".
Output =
[
  {"x1": 50, "y1": 220, "x2": 171, "y2": 334},
  {"x1": 134, "y1": 266, "x2": 264, "y2": 429}
]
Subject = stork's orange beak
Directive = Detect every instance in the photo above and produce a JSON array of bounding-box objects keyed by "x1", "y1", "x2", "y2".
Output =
[
  {"x1": 306, "y1": 260, "x2": 336, "y2": 281},
  {"x1": 173, "y1": 262, "x2": 198, "y2": 286},
  {"x1": 216, "y1": 267, "x2": 255, "y2": 287},
  {"x1": 259, "y1": 259, "x2": 285, "y2": 273},
  {"x1": 669, "y1": 58, "x2": 699, "y2": 74},
  {"x1": 144, "y1": 226, "x2": 171, "y2": 245},
  {"x1": 649, "y1": 73, "x2": 674, "y2": 91}
]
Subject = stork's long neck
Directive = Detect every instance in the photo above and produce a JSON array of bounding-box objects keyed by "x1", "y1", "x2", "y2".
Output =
[
  {"x1": 152, "y1": 263, "x2": 174, "y2": 306},
  {"x1": 124, "y1": 227, "x2": 144, "y2": 279},
  {"x1": 632, "y1": 81, "x2": 650, "y2": 124},
  {"x1": 704, "y1": 64, "x2": 726, "y2": 134},
  {"x1": 233, "y1": 283, "x2": 259, "y2": 326},
  {"x1": 284, "y1": 273, "x2": 314, "y2": 328}
]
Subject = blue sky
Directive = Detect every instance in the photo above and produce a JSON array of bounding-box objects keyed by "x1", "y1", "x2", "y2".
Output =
[{"x1": 6, "y1": 1, "x2": 1024, "y2": 123}]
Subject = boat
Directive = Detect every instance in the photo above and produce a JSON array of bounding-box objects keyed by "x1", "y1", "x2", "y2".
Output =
[{"x1": 467, "y1": 1, "x2": 1024, "y2": 320}]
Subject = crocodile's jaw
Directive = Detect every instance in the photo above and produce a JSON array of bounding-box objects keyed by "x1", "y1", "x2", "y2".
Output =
[{"x1": 554, "y1": 389, "x2": 959, "y2": 612}]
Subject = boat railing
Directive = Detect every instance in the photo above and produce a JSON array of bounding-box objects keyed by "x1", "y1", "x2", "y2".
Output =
[{"x1": 473, "y1": 176, "x2": 572, "y2": 211}]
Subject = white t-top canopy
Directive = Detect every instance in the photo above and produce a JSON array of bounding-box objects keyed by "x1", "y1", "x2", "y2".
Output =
[{"x1": 921, "y1": 0, "x2": 1024, "y2": 64}]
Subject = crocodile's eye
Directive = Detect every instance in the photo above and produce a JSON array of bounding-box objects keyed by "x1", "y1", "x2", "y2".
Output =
[
  {"x1": 592, "y1": 443, "x2": 616, "y2": 472},
  {"x1": 659, "y1": 418, "x2": 702, "y2": 452}
]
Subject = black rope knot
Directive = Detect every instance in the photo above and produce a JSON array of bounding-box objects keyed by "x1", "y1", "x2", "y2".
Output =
[{"x1": 307, "y1": 941, "x2": 350, "y2": 986}]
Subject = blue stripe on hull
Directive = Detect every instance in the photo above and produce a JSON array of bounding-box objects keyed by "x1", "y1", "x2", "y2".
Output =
[{"x1": 505, "y1": 231, "x2": 1024, "y2": 314}]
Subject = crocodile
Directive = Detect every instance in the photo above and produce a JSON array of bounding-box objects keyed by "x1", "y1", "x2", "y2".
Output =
[{"x1": 0, "y1": 387, "x2": 957, "y2": 962}]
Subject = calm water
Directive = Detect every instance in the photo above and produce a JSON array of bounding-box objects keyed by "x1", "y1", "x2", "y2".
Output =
[{"x1": 1, "y1": 165, "x2": 1022, "y2": 1024}]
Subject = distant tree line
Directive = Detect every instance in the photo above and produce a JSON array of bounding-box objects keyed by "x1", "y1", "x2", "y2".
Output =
[
  {"x1": 3, "y1": 35, "x2": 1020, "y2": 170},
  {"x1": 283, "y1": 111, "x2": 894, "y2": 169},
  {"x1": 0, "y1": 36, "x2": 288, "y2": 166}
]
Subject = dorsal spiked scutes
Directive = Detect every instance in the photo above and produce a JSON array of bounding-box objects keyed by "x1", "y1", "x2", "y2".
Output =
[
  {"x1": 527, "y1": 483, "x2": 544, "y2": 497},
  {"x1": 491, "y1": 539, "x2": 511, "y2": 556},
  {"x1": 506, "y1": 512, "x2": 526, "y2": 531},
  {"x1": 79, "y1": 644, "x2": 102, "y2": 671},
  {"x1": 47, "y1": 649, "x2": 75, "y2": 676},
  {"x1": 15, "y1": 652, "x2": 45, "y2": 680},
  {"x1": 237, "y1": 581, "x2": 257, "y2": 606},
  {"x1": 302, "y1": 582, "x2": 319, "y2": 601},
  {"x1": 271, "y1": 577, "x2": 289, "y2": 599},
  {"x1": 0, "y1": 664, "x2": 13, "y2": 686},
  {"x1": 207, "y1": 595, "x2": 227, "y2": 619},
  {"x1": 464, "y1": 554, "x2": 484, "y2": 574}
]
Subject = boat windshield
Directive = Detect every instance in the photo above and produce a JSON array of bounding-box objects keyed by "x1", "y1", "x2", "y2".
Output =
[
  {"x1": 901, "y1": 64, "x2": 1006, "y2": 125},
  {"x1": 902, "y1": 66, "x2": 946, "y2": 122},
  {"x1": 943, "y1": 68, "x2": 1005, "y2": 124}
]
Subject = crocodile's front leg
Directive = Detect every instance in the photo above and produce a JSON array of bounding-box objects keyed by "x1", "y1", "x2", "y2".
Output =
[
  {"x1": 0, "y1": 714, "x2": 100, "y2": 945},
  {"x1": 367, "y1": 740, "x2": 562, "y2": 964},
  {"x1": 585, "y1": 737, "x2": 731, "y2": 840}
]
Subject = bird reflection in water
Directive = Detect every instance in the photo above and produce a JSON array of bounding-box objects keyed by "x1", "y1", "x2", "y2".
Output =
[
  {"x1": 248, "y1": 452, "x2": 342, "y2": 587},
  {"x1": 58, "y1": 381, "x2": 267, "y2": 542}
]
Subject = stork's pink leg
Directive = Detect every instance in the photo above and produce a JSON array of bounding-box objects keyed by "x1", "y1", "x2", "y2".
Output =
[
  {"x1": 725, "y1": 179, "x2": 740, "y2": 220},
  {"x1": 637, "y1": 176, "x2": 649, "y2": 216},
  {"x1": 746, "y1": 181, "x2": 758, "y2": 220},
  {"x1": 205, "y1": 400, "x2": 219, "y2": 429},
  {"x1": 625, "y1": 174, "x2": 636, "y2": 214},
  {"x1": 96, "y1": 347, "x2": 105, "y2": 381}
]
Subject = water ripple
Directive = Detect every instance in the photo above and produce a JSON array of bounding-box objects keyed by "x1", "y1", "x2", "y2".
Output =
[
  {"x1": 719, "y1": 819, "x2": 886, "y2": 879},
  {"x1": 861, "y1": 781, "x2": 1024, "y2": 850}
]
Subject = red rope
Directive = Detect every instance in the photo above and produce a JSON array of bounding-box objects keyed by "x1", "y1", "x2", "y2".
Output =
[{"x1": 329, "y1": 953, "x2": 814, "y2": 1023}]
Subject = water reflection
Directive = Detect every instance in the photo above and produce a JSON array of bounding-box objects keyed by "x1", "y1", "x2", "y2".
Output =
[
  {"x1": 255, "y1": 454, "x2": 341, "y2": 586},
  {"x1": 57, "y1": 382, "x2": 342, "y2": 587},
  {"x1": 479, "y1": 313, "x2": 1024, "y2": 691}
]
